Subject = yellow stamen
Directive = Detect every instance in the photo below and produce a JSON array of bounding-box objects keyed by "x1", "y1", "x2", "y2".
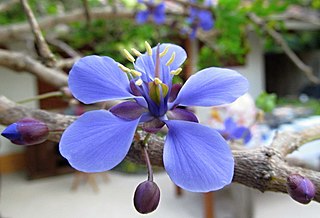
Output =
[
  {"x1": 166, "y1": 52, "x2": 176, "y2": 66},
  {"x1": 131, "y1": 48, "x2": 142, "y2": 57},
  {"x1": 154, "y1": 77, "x2": 162, "y2": 85},
  {"x1": 135, "y1": 79, "x2": 143, "y2": 86},
  {"x1": 123, "y1": 49, "x2": 135, "y2": 63},
  {"x1": 170, "y1": 67, "x2": 182, "y2": 75},
  {"x1": 130, "y1": 69, "x2": 142, "y2": 77},
  {"x1": 145, "y1": 41, "x2": 152, "y2": 56},
  {"x1": 118, "y1": 63, "x2": 131, "y2": 73},
  {"x1": 160, "y1": 45, "x2": 170, "y2": 58}
]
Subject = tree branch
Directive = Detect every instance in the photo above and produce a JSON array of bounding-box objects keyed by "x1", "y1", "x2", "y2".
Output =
[
  {"x1": 0, "y1": 49, "x2": 68, "y2": 88},
  {"x1": 20, "y1": 0, "x2": 56, "y2": 66},
  {"x1": 0, "y1": 7, "x2": 134, "y2": 42},
  {"x1": 0, "y1": 95, "x2": 319, "y2": 203},
  {"x1": 248, "y1": 12, "x2": 320, "y2": 84}
]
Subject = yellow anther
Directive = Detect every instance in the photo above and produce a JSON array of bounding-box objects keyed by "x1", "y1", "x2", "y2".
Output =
[
  {"x1": 130, "y1": 69, "x2": 142, "y2": 77},
  {"x1": 160, "y1": 45, "x2": 170, "y2": 58},
  {"x1": 131, "y1": 48, "x2": 142, "y2": 57},
  {"x1": 166, "y1": 52, "x2": 176, "y2": 66},
  {"x1": 154, "y1": 77, "x2": 162, "y2": 85},
  {"x1": 118, "y1": 63, "x2": 131, "y2": 73},
  {"x1": 145, "y1": 41, "x2": 152, "y2": 56},
  {"x1": 170, "y1": 67, "x2": 182, "y2": 75},
  {"x1": 123, "y1": 49, "x2": 135, "y2": 63},
  {"x1": 135, "y1": 79, "x2": 143, "y2": 86}
]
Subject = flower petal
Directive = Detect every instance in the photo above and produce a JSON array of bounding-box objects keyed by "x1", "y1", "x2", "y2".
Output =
[
  {"x1": 136, "y1": 10, "x2": 149, "y2": 24},
  {"x1": 224, "y1": 117, "x2": 237, "y2": 131},
  {"x1": 110, "y1": 101, "x2": 148, "y2": 120},
  {"x1": 59, "y1": 110, "x2": 139, "y2": 172},
  {"x1": 198, "y1": 10, "x2": 214, "y2": 31},
  {"x1": 135, "y1": 44, "x2": 187, "y2": 79},
  {"x1": 173, "y1": 67, "x2": 249, "y2": 107},
  {"x1": 232, "y1": 127, "x2": 252, "y2": 144},
  {"x1": 153, "y1": 3, "x2": 166, "y2": 24},
  {"x1": 163, "y1": 120, "x2": 234, "y2": 192},
  {"x1": 69, "y1": 56, "x2": 133, "y2": 104},
  {"x1": 166, "y1": 108, "x2": 198, "y2": 122}
]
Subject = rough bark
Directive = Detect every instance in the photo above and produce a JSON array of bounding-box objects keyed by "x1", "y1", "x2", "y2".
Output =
[{"x1": 0, "y1": 95, "x2": 319, "y2": 203}]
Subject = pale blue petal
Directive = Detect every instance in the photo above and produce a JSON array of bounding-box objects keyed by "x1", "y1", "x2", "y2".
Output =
[
  {"x1": 59, "y1": 110, "x2": 139, "y2": 172},
  {"x1": 69, "y1": 56, "x2": 134, "y2": 104},
  {"x1": 174, "y1": 67, "x2": 249, "y2": 107},
  {"x1": 163, "y1": 120, "x2": 234, "y2": 192},
  {"x1": 232, "y1": 127, "x2": 252, "y2": 144}
]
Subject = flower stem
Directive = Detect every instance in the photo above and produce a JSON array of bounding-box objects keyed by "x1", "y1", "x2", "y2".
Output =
[
  {"x1": 142, "y1": 133, "x2": 153, "y2": 182},
  {"x1": 17, "y1": 91, "x2": 63, "y2": 104}
]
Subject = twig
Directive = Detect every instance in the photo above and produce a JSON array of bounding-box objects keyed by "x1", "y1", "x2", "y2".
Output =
[
  {"x1": 248, "y1": 12, "x2": 320, "y2": 84},
  {"x1": 46, "y1": 37, "x2": 80, "y2": 58},
  {"x1": 0, "y1": 7, "x2": 134, "y2": 42},
  {"x1": 82, "y1": 0, "x2": 92, "y2": 27},
  {"x1": 55, "y1": 57, "x2": 80, "y2": 70},
  {"x1": 0, "y1": 95, "x2": 320, "y2": 203},
  {"x1": 20, "y1": 0, "x2": 56, "y2": 67},
  {"x1": 0, "y1": 49, "x2": 67, "y2": 88}
]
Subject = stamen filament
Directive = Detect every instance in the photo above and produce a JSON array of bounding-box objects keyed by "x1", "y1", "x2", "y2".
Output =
[
  {"x1": 170, "y1": 67, "x2": 182, "y2": 75},
  {"x1": 159, "y1": 45, "x2": 170, "y2": 57},
  {"x1": 135, "y1": 79, "x2": 143, "y2": 86},
  {"x1": 118, "y1": 63, "x2": 131, "y2": 73},
  {"x1": 123, "y1": 49, "x2": 135, "y2": 63},
  {"x1": 131, "y1": 48, "x2": 142, "y2": 57},
  {"x1": 166, "y1": 52, "x2": 176, "y2": 66},
  {"x1": 145, "y1": 41, "x2": 152, "y2": 56}
]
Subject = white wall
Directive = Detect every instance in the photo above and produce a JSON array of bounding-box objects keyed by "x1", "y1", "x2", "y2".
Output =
[
  {"x1": 0, "y1": 67, "x2": 38, "y2": 155},
  {"x1": 231, "y1": 31, "x2": 265, "y2": 99}
]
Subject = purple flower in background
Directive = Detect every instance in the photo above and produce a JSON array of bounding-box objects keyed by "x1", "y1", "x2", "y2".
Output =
[
  {"x1": 187, "y1": 5, "x2": 214, "y2": 38},
  {"x1": 136, "y1": 0, "x2": 166, "y2": 24},
  {"x1": 218, "y1": 117, "x2": 252, "y2": 144},
  {"x1": 59, "y1": 42, "x2": 248, "y2": 192}
]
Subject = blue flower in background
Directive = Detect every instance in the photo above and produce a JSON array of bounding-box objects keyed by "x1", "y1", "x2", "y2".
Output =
[
  {"x1": 136, "y1": 0, "x2": 166, "y2": 24},
  {"x1": 59, "y1": 42, "x2": 248, "y2": 192},
  {"x1": 187, "y1": 5, "x2": 214, "y2": 38},
  {"x1": 218, "y1": 117, "x2": 252, "y2": 144}
]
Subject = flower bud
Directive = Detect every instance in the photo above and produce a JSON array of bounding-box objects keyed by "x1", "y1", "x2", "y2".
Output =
[
  {"x1": 286, "y1": 174, "x2": 316, "y2": 204},
  {"x1": 133, "y1": 180, "x2": 160, "y2": 214},
  {"x1": 1, "y1": 118, "x2": 49, "y2": 146}
]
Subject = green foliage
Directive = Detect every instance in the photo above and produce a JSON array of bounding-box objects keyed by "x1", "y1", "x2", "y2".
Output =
[{"x1": 256, "y1": 92, "x2": 278, "y2": 113}]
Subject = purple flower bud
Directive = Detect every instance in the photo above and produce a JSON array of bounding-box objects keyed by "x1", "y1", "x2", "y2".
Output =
[
  {"x1": 286, "y1": 174, "x2": 316, "y2": 204},
  {"x1": 1, "y1": 118, "x2": 49, "y2": 146},
  {"x1": 134, "y1": 180, "x2": 160, "y2": 214}
]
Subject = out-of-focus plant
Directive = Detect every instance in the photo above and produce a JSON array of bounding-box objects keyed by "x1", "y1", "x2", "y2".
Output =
[{"x1": 256, "y1": 92, "x2": 277, "y2": 113}]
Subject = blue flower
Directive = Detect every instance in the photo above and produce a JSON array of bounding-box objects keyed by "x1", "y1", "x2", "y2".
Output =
[
  {"x1": 59, "y1": 42, "x2": 249, "y2": 192},
  {"x1": 218, "y1": 117, "x2": 252, "y2": 144},
  {"x1": 187, "y1": 5, "x2": 214, "y2": 38},
  {"x1": 136, "y1": 0, "x2": 166, "y2": 24}
]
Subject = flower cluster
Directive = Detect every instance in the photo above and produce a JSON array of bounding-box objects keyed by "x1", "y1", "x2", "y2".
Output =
[
  {"x1": 218, "y1": 117, "x2": 252, "y2": 144},
  {"x1": 136, "y1": 0, "x2": 166, "y2": 24},
  {"x1": 59, "y1": 41, "x2": 248, "y2": 212},
  {"x1": 136, "y1": 0, "x2": 215, "y2": 38}
]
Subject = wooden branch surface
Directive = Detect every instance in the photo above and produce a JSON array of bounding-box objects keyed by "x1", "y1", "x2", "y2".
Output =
[
  {"x1": 248, "y1": 13, "x2": 320, "y2": 84},
  {"x1": 0, "y1": 49, "x2": 68, "y2": 88},
  {"x1": 20, "y1": 0, "x2": 56, "y2": 66},
  {"x1": 0, "y1": 95, "x2": 319, "y2": 203}
]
